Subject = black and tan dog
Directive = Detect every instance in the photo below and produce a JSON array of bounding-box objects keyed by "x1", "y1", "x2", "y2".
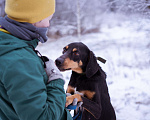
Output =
[{"x1": 55, "y1": 42, "x2": 116, "y2": 120}]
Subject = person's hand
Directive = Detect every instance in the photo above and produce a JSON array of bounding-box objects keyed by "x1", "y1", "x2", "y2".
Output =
[{"x1": 45, "y1": 58, "x2": 64, "y2": 83}]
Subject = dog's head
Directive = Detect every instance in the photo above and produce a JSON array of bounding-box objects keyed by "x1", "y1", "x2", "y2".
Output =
[{"x1": 55, "y1": 42, "x2": 99, "y2": 78}]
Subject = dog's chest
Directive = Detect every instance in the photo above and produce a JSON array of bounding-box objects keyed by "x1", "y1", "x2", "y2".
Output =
[{"x1": 74, "y1": 75, "x2": 97, "y2": 92}]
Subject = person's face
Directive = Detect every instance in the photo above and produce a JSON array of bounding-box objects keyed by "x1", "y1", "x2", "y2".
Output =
[{"x1": 32, "y1": 14, "x2": 53, "y2": 28}]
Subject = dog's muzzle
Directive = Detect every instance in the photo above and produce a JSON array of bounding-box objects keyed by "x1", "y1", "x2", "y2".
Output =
[
  {"x1": 55, "y1": 57, "x2": 71, "y2": 71},
  {"x1": 55, "y1": 57, "x2": 64, "y2": 67}
]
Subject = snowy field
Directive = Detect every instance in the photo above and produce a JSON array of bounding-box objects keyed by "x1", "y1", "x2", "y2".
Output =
[{"x1": 37, "y1": 14, "x2": 150, "y2": 120}]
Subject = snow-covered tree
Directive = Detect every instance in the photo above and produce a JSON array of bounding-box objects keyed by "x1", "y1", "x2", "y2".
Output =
[
  {"x1": 48, "y1": 0, "x2": 150, "y2": 37},
  {"x1": 76, "y1": 0, "x2": 81, "y2": 41}
]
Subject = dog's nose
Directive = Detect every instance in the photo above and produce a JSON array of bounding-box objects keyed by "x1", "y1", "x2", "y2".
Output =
[{"x1": 55, "y1": 58, "x2": 64, "y2": 67}]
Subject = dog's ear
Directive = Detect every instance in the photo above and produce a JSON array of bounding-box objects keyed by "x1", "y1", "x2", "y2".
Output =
[{"x1": 85, "y1": 51, "x2": 99, "y2": 78}]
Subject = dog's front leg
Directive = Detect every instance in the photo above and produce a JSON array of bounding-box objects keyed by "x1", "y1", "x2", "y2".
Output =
[
  {"x1": 66, "y1": 94, "x2": 82, "y2": 107},
  {"x1": 66, "y1": 85, "x2": 75, "y2": 95}
]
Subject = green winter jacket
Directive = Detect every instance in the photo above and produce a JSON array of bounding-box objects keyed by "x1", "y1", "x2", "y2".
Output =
[{"x1": 0, "y1": 31, "x2": 72, "y2": 120}]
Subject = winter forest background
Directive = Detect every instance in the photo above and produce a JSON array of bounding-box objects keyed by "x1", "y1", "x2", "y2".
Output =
[{"x1": 1, "y1": 0, "x2": 150, "y2": 120}]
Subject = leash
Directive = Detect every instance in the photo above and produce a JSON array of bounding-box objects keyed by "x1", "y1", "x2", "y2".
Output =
[
  {"x1": 96, "y1": 57, "x2": 106, "y2": 64},
  {"x1": 28, "y1": 44, "x2": 49, "y2": 68},
  {"x1": 67, "y1": 105, "x2": 83, "y2": 120}
]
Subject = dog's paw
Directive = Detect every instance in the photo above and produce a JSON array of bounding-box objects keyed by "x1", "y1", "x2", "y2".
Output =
[
  {"x1": 66, "y1": 94, "x2": 82, "y2": 107},
  {"x1": 66, "y1": 95, "x2": 74, "y2": 107}
]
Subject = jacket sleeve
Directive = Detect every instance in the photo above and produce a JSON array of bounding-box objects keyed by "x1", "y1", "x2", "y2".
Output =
[{"x1": 2, "y1": 53, "x2": 72, "y2": 120}]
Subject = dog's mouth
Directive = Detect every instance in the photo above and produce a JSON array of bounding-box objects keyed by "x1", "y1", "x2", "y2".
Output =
[{"x1": 58, "y1": 68, "x2": 71, "y2": 71}]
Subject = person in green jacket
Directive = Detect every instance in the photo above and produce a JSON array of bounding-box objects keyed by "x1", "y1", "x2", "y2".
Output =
[{"x1": 0, "y1": 0, "x2": 72, "y2": 120}]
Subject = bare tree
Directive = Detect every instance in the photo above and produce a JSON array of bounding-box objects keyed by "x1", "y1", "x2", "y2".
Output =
[{"x1": 106, "y1": 0, "x2": 150, "y2": 16}]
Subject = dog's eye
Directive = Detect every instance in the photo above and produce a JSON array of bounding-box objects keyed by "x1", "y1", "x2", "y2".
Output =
[{"x1": 73, "y1": 52, "x2": 79, "y2": 56}]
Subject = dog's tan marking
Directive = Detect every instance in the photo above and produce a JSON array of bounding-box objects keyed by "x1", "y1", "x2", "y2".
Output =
[
  {"x1": 79, "y1": 90, "x2": 96, "y2": 100},
  {"x1": 65, "y1": 46, "x2": 69, "y2": 49},
  {"x1": 66, "y1": 94, "x2": 82, "y2": 107},
  {"x1": 67, "y1": 85, "x2": 75, "y2": 94},
  {"x1": 79, "y1": 60, "x2": 83, "y2": 66},
  {"x1": 73, "y1": 48, "x2": 77, "y2": 52},
  {"x1": 63, "y1": 58, "x2": 83, "y2": 73},
  {"x1": 72, "y1": 67, "x2": 83, "y2": 73}
]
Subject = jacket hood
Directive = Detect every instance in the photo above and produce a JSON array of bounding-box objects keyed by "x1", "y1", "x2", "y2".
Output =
[{"x1": 0, "y1": 31, "x2": 39, "y2": 56}]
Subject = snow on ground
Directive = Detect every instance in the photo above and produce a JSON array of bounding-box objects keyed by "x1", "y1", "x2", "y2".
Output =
[{"x1": 37, "y1": 14, "x2": 150, "y2": 120}]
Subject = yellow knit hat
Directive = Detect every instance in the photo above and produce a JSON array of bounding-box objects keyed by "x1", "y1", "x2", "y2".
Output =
[{"x1": 5, "y1": 0, "x2": 55, "y2": 23}]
